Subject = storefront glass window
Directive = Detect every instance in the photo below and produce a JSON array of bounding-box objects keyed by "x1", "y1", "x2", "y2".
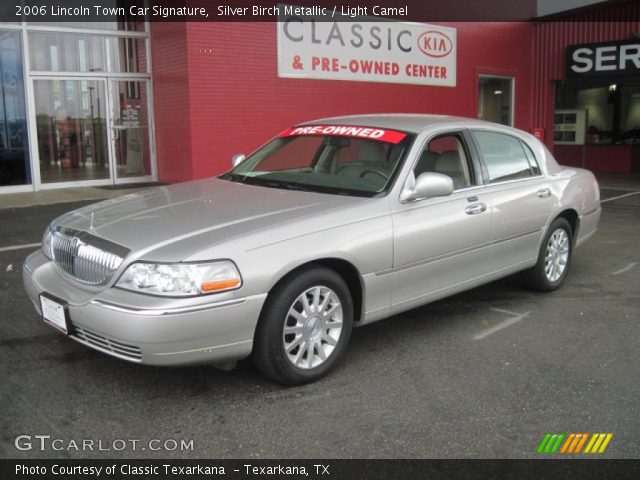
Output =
[
  {"x1": 108, "y1": 37, "x2": 147, "y2": 73},
  {"x1": 0, "y1": 30, "x2": 30, "y2": 187},
  {"x1": 555, "y1": 81, "x2": 640, "y2": 144},
  {"x1": 29, "y1": 33, "x2": 147, "y2": 73},
  {"x1": 29, "y1": 32, "x2": 106, "y2": 72},
  {"x1": 28, "y1": 21, "x2": 145, "y2": 32},
  {"x1": 478, "y1": 76, "x2": 513, "y2": 126}
]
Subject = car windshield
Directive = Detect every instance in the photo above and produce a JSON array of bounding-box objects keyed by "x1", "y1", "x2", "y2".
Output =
[{"x1": 219, "y1": 125, "x2": 415, "y2": 197}]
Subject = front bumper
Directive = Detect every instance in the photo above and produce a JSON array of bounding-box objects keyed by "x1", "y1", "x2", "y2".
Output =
[{"x1": 23, "y1": 250, "x2": 267, "y2": 366}]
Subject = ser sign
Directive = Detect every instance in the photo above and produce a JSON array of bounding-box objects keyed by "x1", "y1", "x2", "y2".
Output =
[
  {"x1": 567, "y1": 40, "x2": 640, "y2": 78},
  {"x1": 277, "y1": 10, "x2": 456, "y2": 87}
]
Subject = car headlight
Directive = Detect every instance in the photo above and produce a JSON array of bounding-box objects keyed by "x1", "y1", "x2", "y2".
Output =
[
  {"x1": 116, "y1": 260, "x2": 242, "y2": 297},
  {"x1": 42, "y1": 226, "x2": 53, "y2": 259}
]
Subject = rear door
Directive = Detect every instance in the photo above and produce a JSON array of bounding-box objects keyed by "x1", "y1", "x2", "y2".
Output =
[
  {"x1": 389, "y1": 131, "x2": 494, "y2": 313},
  {"x1": 470, "y1": 129, "x2": 557, "y2": 270}
]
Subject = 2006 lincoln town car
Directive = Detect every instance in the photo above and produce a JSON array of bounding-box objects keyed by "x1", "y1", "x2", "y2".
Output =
[{"x1": 23, "y1": 115, "x2": 601, "y2": 384}]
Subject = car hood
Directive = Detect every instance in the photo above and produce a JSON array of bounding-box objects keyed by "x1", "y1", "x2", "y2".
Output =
[{"x1": 53, "y1": 178, "x2": 363, "y2": 256}]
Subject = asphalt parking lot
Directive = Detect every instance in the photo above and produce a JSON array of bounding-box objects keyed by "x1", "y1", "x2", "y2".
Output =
[{"x1": 0, "y1": 186, "x2": 638, "y2": 459}]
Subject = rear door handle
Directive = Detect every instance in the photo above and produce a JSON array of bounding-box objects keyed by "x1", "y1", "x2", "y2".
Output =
[
  {"x1": 465, "y1": 203, "x2": 487, "y2": 215},
  {"x1": 537, "y1": 188, "x2": 551, "y2": 198}
]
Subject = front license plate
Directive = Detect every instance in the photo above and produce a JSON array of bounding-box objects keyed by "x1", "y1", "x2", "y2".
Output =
[{"x1": 40, "y1": 294, "x2": 69, "y2": 334}]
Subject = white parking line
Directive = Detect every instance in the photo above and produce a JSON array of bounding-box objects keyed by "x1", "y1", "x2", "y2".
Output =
[
  {"x1": 0, "y1": 242, "x2": 41, "y2": 252},
  {"x1": 601, "y1": 191, "x2": 640, "y2": 203},
  {"x1": 612, "y1": 262, "x2": 636, "y2": 276},
  {"x1": 473, "y1": 308, "x2": 530, "y2": 340}
]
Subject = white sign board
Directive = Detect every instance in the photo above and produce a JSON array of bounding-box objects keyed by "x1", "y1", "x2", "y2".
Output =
[{"x1": 277, "y1": 11, "x2": 456, "y2": 87}]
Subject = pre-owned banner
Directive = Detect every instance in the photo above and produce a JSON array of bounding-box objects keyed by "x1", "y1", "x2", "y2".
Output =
[{"x1": 277, "y1": 8, "x2": 457, "y2": 87}]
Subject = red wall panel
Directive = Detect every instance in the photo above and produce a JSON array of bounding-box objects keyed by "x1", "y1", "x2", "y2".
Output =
[
  {"x1": 174, "y1": 21, "x2": 533, "y2": 179},
  {"x1": 150, "y1": 22, "x2": 194, "y2": 182}
]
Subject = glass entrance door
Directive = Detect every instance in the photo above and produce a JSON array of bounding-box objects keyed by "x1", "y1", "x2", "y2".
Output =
[
  {"x1": 33, "y1": 77, "x2": 153, "y2": 186},
  {"x1": 109, "y1": 79, "x2": 152, "y2": 182},
  {"x1": 34, "y1": 78, "x2": 110, "y2": 184}
]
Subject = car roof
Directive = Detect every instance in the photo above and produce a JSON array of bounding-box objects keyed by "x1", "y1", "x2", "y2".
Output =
[{"x1": 299, "y1": 114, "x2": 499, "y2": 134}]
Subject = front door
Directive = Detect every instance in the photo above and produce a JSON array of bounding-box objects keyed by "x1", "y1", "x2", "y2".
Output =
[{"x1": 390, "y1": 131, "x2": 493, "y2": 314}]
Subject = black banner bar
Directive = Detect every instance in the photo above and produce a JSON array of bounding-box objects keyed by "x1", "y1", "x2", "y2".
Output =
[
  {"x1": 1, "y1": 0, "x2": 534, "y2": 23},
  {"x1": 2, "y1": 459, "x2": 640, "y2": 480}
]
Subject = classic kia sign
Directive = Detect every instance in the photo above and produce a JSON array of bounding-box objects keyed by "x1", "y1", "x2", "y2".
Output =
[{"x1": 277, "y1": 11, "x2": 457, "y2": 87}]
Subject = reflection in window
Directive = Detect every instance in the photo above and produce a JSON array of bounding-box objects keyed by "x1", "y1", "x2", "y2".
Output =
[
  {"x1": 34, "y1": 80, "x2": 109, "y2": 183},
  {"x1": 109, "y1": 37, "x2": 147, "y2": 73},
  {"x1": 473, "y1": 131, "x2": 534, "y2": 182},
  {"x1": 28, "y1": 20, "x2": 145, "y2": 32},
  {"x1": 0, "y1": 30, "x2": 30, "y2": 187},
  {"x1": 29, "y1": 33, "x2": 147, "y2": 73},
  {"x1": 30, "y1": 33, "x2": 106, "y2": 72},
  {"x1": 111, "y1": 80, "x2": 151, "y2": 178}
]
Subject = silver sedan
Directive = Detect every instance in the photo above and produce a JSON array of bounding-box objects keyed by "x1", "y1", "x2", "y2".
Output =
[{"x1": 23, "y1": 115, "x2": 601, "y2": 384}]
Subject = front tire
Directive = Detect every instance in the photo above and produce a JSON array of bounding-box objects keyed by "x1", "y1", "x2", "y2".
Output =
[
  {"x1": 521, "y1": 217, "x2": 573, "y2": 292},
  {"x1": 252, "y1": 266, "x2": 354, "y2": 385}
]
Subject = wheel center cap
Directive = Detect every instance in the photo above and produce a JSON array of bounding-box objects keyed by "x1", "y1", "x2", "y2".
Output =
[{"x1": 304, "y1": 315, "x2": 322, "y2": 341}]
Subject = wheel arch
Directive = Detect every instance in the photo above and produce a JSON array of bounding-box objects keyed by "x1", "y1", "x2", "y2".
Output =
[
  {"x1": 265, "y1": 258, "x2": 364, "y2": 324},
  {"x1": 554, "y1": 208, "x2": 580, "y2": 242}
]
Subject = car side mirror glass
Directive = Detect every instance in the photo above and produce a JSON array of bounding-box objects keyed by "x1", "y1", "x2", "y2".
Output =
[
  {"x1": 231, "y1": 153, "x2": 246, "y2": 168},
  {"x1": 402, "y1": 172, "x2": 454, "y2": 202}
]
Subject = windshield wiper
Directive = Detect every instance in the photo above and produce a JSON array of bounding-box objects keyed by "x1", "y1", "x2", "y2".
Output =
[
  {"x1": 220, "y1": 172, "x2": 247, "y2": 182},
  {"x1": 256, "y1": 180, "x2": 313, "y2": 192}
]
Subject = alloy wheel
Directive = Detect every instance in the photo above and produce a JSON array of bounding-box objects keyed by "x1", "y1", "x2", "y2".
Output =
[
  {"x1": 282, "y1": 285, "x2": 343, "y2": 369},
  {"x1": 544, "y1": 228, "x2": 569, "y2": 282}
]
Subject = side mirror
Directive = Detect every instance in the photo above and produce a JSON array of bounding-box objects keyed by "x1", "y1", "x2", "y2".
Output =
[
  {"x1": 231, "y1": 153, "x2": 246, "y2": 167},
  {"x1": 401, "y1": 172, "x2": 454, "y2": 202}
]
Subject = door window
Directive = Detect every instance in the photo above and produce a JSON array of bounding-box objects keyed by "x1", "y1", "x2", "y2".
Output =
[
  {"x1": 413, "y1": 133, "x2": 473, "y2": 190},
  {"x1": 472, "y1": 131, "x2": 536, "y2": 183}
]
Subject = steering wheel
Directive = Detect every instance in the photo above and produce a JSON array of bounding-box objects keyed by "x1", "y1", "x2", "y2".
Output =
[{"x1": 360, "y1": 170, "x2": 389, "y2": 181}]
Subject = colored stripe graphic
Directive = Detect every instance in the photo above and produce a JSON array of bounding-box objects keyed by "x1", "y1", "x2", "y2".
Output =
[
  {"x1": 538, "y1": 433, "x2": 613, "y2": 454},
  {"x1": 584, "y1": 433, "x2": 613, "y2": 454},
  {"x1": 537, "y1": 433, "x2": 565, "y2": 453},
  {"x1": 560, "y1": 433, "x2": 588, "y2": 453}
]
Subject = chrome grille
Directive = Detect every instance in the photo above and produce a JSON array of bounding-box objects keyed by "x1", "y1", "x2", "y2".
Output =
[
  {"x1": 74, "y1": 327, "x2": 142, "y2": 361},
  {"x1": 50, "y1": 227, "x2": 130, "y2": 285}
]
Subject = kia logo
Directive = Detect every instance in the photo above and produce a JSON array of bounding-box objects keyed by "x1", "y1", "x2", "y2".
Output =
[{"x1": 417, "y1": 31, "x2": 453, "y2": 58}]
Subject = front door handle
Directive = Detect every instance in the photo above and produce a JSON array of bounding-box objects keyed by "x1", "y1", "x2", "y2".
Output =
[
  {"x1": 465, "y1": 203, "x2": 487, "y2": 215},
  {"x1": 537, "y1": 188, "x2": 551, "y2": 198}
]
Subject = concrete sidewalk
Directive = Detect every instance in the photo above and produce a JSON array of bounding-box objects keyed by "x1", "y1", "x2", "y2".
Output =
[{"x1": 1, "y1": 173, "x2": 639, "y2": 210}]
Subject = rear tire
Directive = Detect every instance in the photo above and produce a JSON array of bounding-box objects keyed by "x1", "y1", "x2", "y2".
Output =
[
  {"x1": 521, "y1": 217, "x2": 573, "y2": 292},
  {"x1": 252, "y1": 266, "x2": 353, "y2": 385}
]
